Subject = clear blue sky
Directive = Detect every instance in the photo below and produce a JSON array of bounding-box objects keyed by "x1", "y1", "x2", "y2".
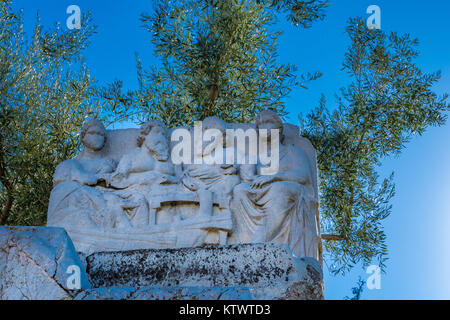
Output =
[{"x1": 13, "y1": 0, "x2": 450, "y2": 299}]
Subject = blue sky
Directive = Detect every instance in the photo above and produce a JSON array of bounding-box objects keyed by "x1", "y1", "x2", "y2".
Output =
[{"x1": 12, "y1": 0, "x2": 450, "y2": 299}]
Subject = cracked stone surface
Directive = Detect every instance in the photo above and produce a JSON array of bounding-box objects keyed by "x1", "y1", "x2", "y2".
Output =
[
  {"x1": 0, "y1": 227, "x2": 322, "y2": 300},
  {"x1": 279, "y1": 263, "x2": 324, "y2": 300},
  {"x1": 0, "y1": 226, "x2": 91, "y2": 300},
  {"x1": 74, "y1": 286, "x2": 252, "y2": 300},
  {"x1": 86, "y1": 243, "x2": 323, "y2": 300}
]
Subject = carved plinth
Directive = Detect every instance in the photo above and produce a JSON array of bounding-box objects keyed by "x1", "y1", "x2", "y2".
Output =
[{"x1": 85, "y1": 243, "x2": 324, "y2": 300}]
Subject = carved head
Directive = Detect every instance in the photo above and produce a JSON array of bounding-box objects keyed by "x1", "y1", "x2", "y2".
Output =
[
  {"x1": 256, "y1": 110, "x2": 284, "y2": 143},
  {"x1": 80, "y1": 119, "x2": 107, "y2": 152},
  {"x1": 137, "y1": 120, "x2": 170, "y2": 161}
]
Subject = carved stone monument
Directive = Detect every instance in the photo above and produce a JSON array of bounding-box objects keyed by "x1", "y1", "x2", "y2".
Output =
[{"x1": 44, "y1": 111, "x2": 323, "y2": 300}]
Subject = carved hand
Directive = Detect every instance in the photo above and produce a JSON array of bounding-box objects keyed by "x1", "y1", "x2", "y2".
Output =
[
  {"x1": 111, "y1": 171, "x2": 126, "y2": 182},
  {"x1": 188, "y1": 167, "x2": 217, "y2": 178},
  {"x1": 82, "y1": 173, "x2": 99, "y2": 186},
  {"x1": 182, "y1": 174, "x2": 199, "y2": 191},
  {"x1": 160, "y1": 174, "x2": 180, "y2": 185},
  {"x1": 250, "y1": 175, "x2": 276, "y2": 189}
]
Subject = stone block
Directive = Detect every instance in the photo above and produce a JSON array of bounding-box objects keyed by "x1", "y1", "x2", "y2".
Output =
[
  {"x1": 86, "y1": 243, "x2": 323, "y2": 300},
  {"x1": 0, "y1": 226, "x2": 91, "y2": 300},
  {"x1": 75, "y1": 286, "x2": 252, "y2": 300}
]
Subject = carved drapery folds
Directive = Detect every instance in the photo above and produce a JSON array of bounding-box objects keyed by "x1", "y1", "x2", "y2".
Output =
[{"x1": 47, "y1": 112, "x2": 321, "y2": 260}]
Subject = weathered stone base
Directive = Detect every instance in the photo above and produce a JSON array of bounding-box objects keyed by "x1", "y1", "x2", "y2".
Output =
[
  {"x1": 86, "y1": 243, "x2": 324, "y2": 300},
  {"x1": 0, "y1": 227, "x2": 323, "y2": 300},
  {"x1": 74, "y1": 286, "x2": 252, "y2": 300}
]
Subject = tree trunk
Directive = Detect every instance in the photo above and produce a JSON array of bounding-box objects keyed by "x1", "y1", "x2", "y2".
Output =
[
  {"x1": 321, "y1": 234, "x2": 344, "y2": 241},
  {"x1": 0, "y1": 191, "x2": 13, "y2": 225},
  {"x1": 0, "y1": 141, "x2": 14, "y2": 225}
]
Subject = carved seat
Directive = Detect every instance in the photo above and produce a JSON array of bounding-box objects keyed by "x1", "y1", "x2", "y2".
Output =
[{"x1": 148, "y1": 192, "x2": 232, "y2": 245}]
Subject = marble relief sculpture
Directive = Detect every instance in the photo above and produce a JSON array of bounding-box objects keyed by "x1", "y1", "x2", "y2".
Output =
[
  {"x1": 47, "y1": 119, "x2": 145, "y2": 230},
  {"x1": 108, "y1": 120, "x2": 179, "y2": 189},
  {"x1": 47, "y1": 111, "x2": 322, "y2": 261},
  {"x1": 228, "y1": 111, "x2": 321, "y2": 259}
]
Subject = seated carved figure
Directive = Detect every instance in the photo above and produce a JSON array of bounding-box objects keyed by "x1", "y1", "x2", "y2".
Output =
[
  {"x1": 47, "y1": 119, "x2": 145, "y2": 229},
  {"x1": 229, "y1": 111, "x2": 321, "y2": 260},
  {"x1": 181, "y1": 117, "x2": 240, "y2": 218},
  {"x1": 182, "y1": 117, "x2": 240, "y2": 195},
  {"x1": 108, "y1": 120, "x2": 179, "y2": 189}
]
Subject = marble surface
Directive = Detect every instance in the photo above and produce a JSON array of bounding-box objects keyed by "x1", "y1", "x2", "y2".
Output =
[
  {"x1": 86, "y1": 243, "x2": 323, "y2": 300},
  {"x1": 74, "y1": 286, "x2": 252, "y2": 300},
  {"x1": 0, "y1": 226, "x2": 323, "y2": 300},
  {"x1": 47, "y1": 112, "x2": 322, "y2": 262},
  {"x1": 0, "y1": 226, "x2": 90, "y2": 300}
]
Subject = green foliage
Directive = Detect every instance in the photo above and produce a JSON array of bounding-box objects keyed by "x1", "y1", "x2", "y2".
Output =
[
  {"x1": 102, "y1": 2, "x2": 449, "y2": 275},
  {"x1": 2, "y1": 0, "x2": 448, "y2": 279},
  {"x1": 344, "y1": 276, "x2": 365, "y2": 300},
  {"x1": 300, "y1": 18, "x2": 450, "y2": 274},
  {"x1": 257, "y1": 0, "x2": 329, "y2": 27},
  {"x1": 0, "y1": 0, "x2": 328, "y2": 225},
  {"x1": 0, "y1": 0, "x2": 100, "y2": 225},
  {"x1": 113, "y1": 0, "x2": 325, "y2": 127}
]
